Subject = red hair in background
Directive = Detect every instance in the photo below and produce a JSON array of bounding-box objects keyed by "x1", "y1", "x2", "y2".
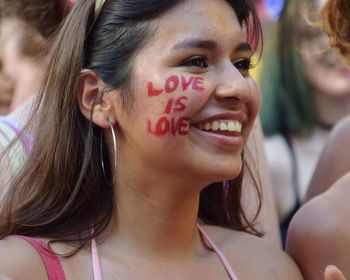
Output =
[{"x1": 321, "y1": 0, "x2": 350, "y2": 64}]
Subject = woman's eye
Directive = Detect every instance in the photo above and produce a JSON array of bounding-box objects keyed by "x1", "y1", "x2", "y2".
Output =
[
  {"x1": 182, "y1": 56, "x2": 208, "y2": 68},
  {"x1": 233, "y1": 58, "x2": 253, "y2": 74}
]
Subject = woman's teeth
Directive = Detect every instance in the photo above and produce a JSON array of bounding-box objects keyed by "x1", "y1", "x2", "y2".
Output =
[{"x1": 198, "y1": 120, "x2": 242, "y2": 132}]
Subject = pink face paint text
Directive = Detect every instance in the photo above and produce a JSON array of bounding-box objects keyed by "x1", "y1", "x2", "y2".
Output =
[
  {"x1": 147, "y1": 75, "x2": 204, "y2": 97},
  {"x1": 147, "y1": 117, "x2": 190, "y2": 136},
  {"x1": 146, "y1": 75, "x2": 205, "y2": 137}
]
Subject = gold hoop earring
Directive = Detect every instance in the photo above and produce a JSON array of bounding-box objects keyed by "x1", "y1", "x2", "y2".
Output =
[{"x1": 100, "y1": 120, "x2": 117, "y2": 185}]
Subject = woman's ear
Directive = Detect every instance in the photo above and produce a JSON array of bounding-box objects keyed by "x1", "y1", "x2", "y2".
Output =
[{"x1": 77, "y1": 69, "x2": 116, "y2": 128}]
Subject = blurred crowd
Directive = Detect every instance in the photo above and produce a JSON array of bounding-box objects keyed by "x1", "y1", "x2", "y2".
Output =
[{"x1": 258, "y1": 0, "x2": 350, "y2": 243}]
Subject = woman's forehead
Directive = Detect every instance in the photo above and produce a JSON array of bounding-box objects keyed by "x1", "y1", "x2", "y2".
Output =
[
  {"x1": 158, "y1": 0, "x2": 239, "y2": 26},
  {"x1": 153, "y1": 0, "x2": 243, "y2": 45}
]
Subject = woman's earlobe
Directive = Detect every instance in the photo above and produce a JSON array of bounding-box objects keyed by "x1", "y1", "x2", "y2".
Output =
[{"x1": 78, "y1": 69, "x2": 114, "y2": 128}]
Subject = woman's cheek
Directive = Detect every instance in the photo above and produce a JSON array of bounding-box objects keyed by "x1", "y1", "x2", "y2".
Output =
[
  {"x1": 247, "y1": 77, "x2": 261, "y2": 118},
  {"x1": 145, "y1": 74, "x2": 207, "y2": 137}
]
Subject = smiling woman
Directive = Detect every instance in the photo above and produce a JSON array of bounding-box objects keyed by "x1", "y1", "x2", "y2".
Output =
[{"x1": 0, "y1": 0, "x2": 302, "y2": 279}]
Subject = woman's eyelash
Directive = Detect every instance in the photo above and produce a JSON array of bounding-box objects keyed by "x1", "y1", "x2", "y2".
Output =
[
  {"x1": 181, "y1": 57, "x2": 254, "y2": 73},
  {"x1": 181, "y1": 56, "x2": 208, "y2": 68},
  {"x1": 233, "y1": 58, "x2": 254, "y2": 72}
]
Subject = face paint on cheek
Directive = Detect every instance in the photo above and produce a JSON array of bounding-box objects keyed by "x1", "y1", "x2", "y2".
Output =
[
  {"x1": 173, "y1": 96, "x2": 187, "y2": 112},
  {"x1": 192, "y1": 77, "x2": 205, "y2": 92},
  {"x1": 147, "y1": 82, "x2": 163, "y2": 97},
  {"x1": 164, "y1": 96, "x2": 188, "y2": 114},
  {"x1": 146, "y1": 75, "x2": 206, "y2": 137},
  {"x1": 147, "y1": 117, "x2": 190, "y2": 136},
  {"x1": 181, "y1": 76, "x2": 193, "y2": 91},
  {"x1": 165, "y1": 75, "x2": 180, "y2": 93},
  {"x1": 147, "y1": 75, "x2": 205, "y2": 97}
]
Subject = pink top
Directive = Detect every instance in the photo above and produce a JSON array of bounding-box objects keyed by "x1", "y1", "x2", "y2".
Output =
[
  {"x1": 14, "y1": 236, "x2": 65, "y2": 280},
  {"x1": 16, "y1": 224, "x2": 239, "y2": 280}
]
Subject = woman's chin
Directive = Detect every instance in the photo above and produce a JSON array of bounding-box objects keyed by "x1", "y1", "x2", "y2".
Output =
[{"x1": 206, "y1": 165, "x2": 243, "y2": 184}]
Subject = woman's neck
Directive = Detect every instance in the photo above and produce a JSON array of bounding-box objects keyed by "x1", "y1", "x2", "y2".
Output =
[
  {"x1": 314, "y1": 91, "x2": 350, "y2": 126},
  {"x1": 99, "y1": 170, "x2": 205, "y2": 261}
]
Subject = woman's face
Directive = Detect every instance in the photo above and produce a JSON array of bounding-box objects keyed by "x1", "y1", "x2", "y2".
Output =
[
  {"x1": 114, "y1": 0, "x2": 260, "y2": 185},
  {"x1": 300, "y1": 33, "x2": 350, "y2": 98}
]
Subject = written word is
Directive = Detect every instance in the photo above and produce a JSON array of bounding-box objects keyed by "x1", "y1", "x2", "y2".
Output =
[
  {"x1": 147, "y1": 75, "x2": 204, "y2": 97},
  {"x1": 164, "y1": 96, "x2": 187, "y2": 114},
  {"x1": 148, "y1": 116, "x2": 190, "y2": 136}
]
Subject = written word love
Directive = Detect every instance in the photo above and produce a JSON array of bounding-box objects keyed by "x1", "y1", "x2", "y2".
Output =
[{"x1": 146, "y1": 75, "x2": 204, "y2": 136}]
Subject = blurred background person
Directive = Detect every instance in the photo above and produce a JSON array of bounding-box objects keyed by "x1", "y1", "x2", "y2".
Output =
[
  {"x1": 0, "y1": 0, "x2": 76, "y2": 113},
  {"x1": 0, "y1": 18, "x2": 47, "y2": 112},
  {"x1": 0, "y1": 6, "x2": 14, "y2": 116},
  {"x1": 1, "y1": 0, "x2": 74, "y2": 39},
  {"x1": 305, "y1": 0, "x2": 350, "y2": 201},
  {"x1": 287, "y1": 1, "x2": 350, "y2": 278},
  {"x1": 0, "y1": 68, "x2": 14, "y2": 115},
  {"x1": 259, "y1": 0, "x2": 350, "y2": 243},
  {"x1": 0, "y1": 0, "x2": 76, "y2": 189},
  {"x1": 0, "y1": 16, "x2": 48, "y2": 186}
]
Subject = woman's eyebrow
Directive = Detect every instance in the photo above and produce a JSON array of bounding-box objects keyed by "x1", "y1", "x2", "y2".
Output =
[
  {"x1": 234, "y1": 42, "x2": 253, "y2": 52},
  {"x1": 171, "y1": 39, "x2": 218, "y2": 50},
  {"x1": 170, "y1": 39, "x2": 252, "y2": 53}
]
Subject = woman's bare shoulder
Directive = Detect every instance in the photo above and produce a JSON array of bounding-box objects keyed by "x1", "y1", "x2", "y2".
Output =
[
  {"x1": 291, "y1": 172, "x2": 350, "y2": 236},
  {"x1": 0, "y1": 236, "x2": 48, "y2": 280},
  {"x1": 201, "y1": 224, "x2": 303, "y2": 279},
  {"x1": 286, "y1": 177, "x2": 350, "y2": 279},
  {"x1": 321, "y1": 115, "x2": 350, "y2": 168},
  {"x1": 306, "y1": 116, "x2": 350, "y2": 201}
]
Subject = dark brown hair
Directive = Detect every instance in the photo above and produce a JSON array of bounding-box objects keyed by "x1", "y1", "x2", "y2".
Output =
[
  {"x1": 321, "y1": 0, "x2": 350, "y2": 64},
  {"x1": 0, "y1": 0, "x2": 263, "y2": 253}
]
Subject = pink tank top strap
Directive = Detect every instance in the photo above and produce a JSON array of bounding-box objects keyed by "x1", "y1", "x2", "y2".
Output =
[
  {"x1": 14, "y1": 235, "x2": 66, "y2": 280},
  {"x1": 196, "y1": 224, "x2": 239, "y2": 280},
  {"x1": 91, "y1": 238, "x2": 103, "y2": 280},
  {"x1": 90, "y1": 227, "x2": 238, "y2": 280}
]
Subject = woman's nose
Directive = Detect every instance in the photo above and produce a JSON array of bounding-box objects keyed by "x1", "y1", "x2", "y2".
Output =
[{"x1": 214, "y1": 64, "x2": 252, "y2": 103}]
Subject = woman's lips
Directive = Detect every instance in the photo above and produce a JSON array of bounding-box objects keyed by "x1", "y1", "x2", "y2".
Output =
[
  {"x1": 190, "y1": 125, "x2": 244, "y2": 147},
  {"x1": 201, "y1": 130, "x2": 241, "y2": 137},
  {"x1": 190, "y1": 111, "x2": 247, "y2": 146}
]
